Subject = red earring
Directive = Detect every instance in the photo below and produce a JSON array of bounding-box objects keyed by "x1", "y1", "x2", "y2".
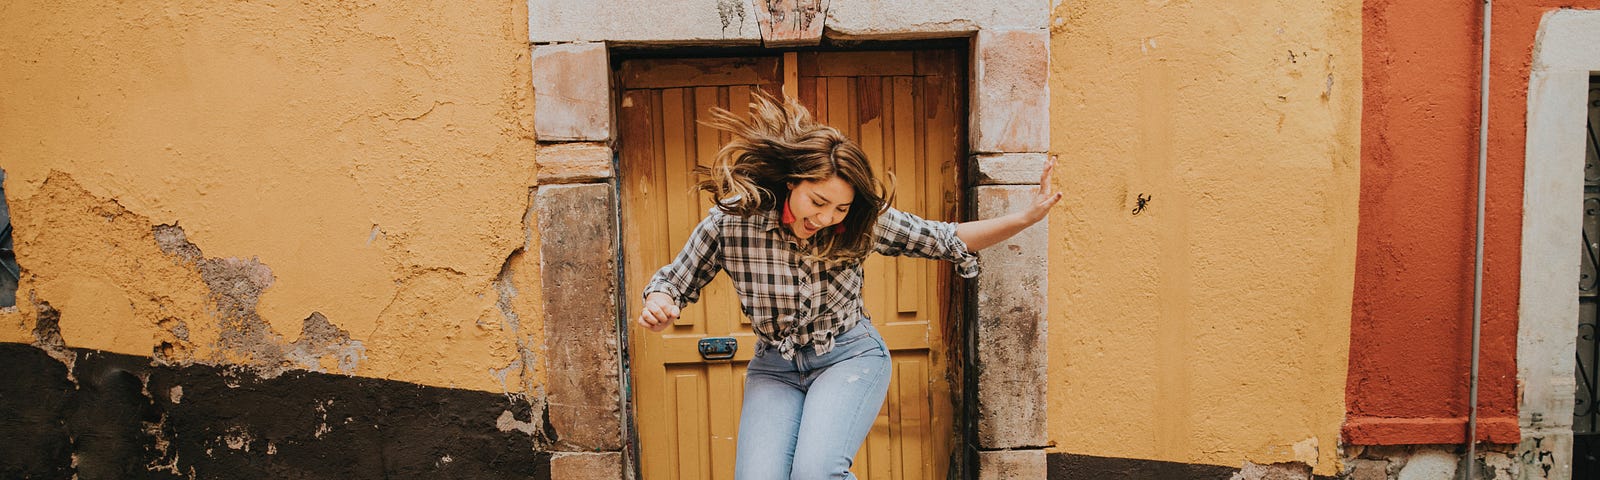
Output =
[
  {"x1": 833, "y1": 224, "x2": 845, "y2": 234},
  {"x1": 781, "y1": 202, "x2": 796, "y2": 224}
]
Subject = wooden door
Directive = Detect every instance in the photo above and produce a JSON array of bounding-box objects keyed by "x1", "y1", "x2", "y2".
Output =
[{"x1": 620, "y1": 50, "x2": 966, "y2": 480}]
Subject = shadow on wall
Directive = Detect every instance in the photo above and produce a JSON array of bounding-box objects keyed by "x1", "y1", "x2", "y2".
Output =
[
  {"x1": 1, "y1": 168, "x2": 18, "y2": 307},
  {"x1": 0, "y1": 343, "x2": 551, "y2": 479}
]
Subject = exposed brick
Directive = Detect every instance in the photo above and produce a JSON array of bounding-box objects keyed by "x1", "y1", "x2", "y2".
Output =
[
  {"x1": 971, "y1": 29, "x2": 1049, "y2": 153},
  {"x1": 972, "y1": 185, "x2": 1049, "y2": 449},
  {"x1": 979, "y1": 449, "x2": 1047, "y2": 480},
  {"x1": 550, "y1": 452, "x2": 622, "y2": 480},
  {"x1": 532, "y1": 43, "x2": 610, "y2": 142},
  {"x1": 537, "y1": 184, "x2": 622, "y2": 451},
  {"x1": 536, "y1": 142, "x2": 614, "y2": 184},
  {"x1": 973, "y1": 153, "x2": 1049, "y2": 186}
]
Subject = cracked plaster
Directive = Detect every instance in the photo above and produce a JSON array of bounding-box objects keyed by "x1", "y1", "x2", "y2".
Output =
[{"x1": 0, "y1": 0, "x2": 542, "y2": 395}]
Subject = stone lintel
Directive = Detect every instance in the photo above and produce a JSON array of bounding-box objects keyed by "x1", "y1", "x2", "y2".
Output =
[
  {"x1": 825, "y1": 0, "x2": 1048, "y2": 40},
  {"x1": 529, "y1": 0, "x2": 762, "y2": 44},
  {"x1": 973, "y1": 153, "x2": 1049, "y2": 186},
  {"x1": 537, "y1": 142, "x2": 615, "y2": 184},
  {"x1": 529, "y1": 0, "x2": 1048, "y2": 44},
  {"x1": 755, "y1": 0, "x2": 827, "y2": 47},
  {"x1": 972, "y1": 185, "x2": 1048, "y2": 449},
  {"x1": 537, "y1": 184, "x2": 623, "y2": 451},
  {"x1": 971, "y1": 28, "x2": 1049, "y2": 154},
  {"x1": 550, "y1": 452, "x2": 624, "y2": 480},
  {"x1": 978, "y1": 449, "x2": 1047, "y2": 480},
  {"x1": 532, "y1": 43, "x2": 611, "y2": 142}
]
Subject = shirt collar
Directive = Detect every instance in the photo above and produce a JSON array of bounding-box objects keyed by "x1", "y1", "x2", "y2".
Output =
[{"x1": 760, "y1": 207, "x2": 785, "y2": 233}]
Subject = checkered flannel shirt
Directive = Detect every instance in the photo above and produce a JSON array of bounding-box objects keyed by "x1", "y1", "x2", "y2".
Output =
[{"x1": 643, "y1": 205, "x2": 981, "y2": 360}]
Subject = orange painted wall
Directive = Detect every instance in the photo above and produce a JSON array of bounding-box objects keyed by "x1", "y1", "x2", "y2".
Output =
[{"x1": 1349, "y1": 0, "x2": 1600, "y2": 444}]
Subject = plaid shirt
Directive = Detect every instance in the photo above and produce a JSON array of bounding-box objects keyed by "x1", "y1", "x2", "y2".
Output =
[{"x1": 643, "y1": 206, "x2": 980, "y2": 359}]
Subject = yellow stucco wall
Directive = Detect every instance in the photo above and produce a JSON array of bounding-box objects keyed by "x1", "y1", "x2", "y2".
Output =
[
  {"x1": 3, "y1": 0, "x2": 1364, "y2": 473},
  {"x1": 1047, "y1": 0, "x2": 1360, "y2": 475},
  {"x1": 0, "y1": 1, "x2": 544, "y2": 395}
]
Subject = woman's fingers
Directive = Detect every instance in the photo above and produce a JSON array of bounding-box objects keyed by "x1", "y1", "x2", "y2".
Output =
[
  {"x1": 654, "y1": 303, "x2": 679, "y2": 323},
  {"x1": 644, "y1": 314, "x2": 668, "y2": 332},
  {"x1": 1041, "y1": 192, "x2": 1062, "y2": 208},
  {"x1": 638, "y1": 302, "x2": 680, "y2": 332},
  {"x1": 1028, "y1": 161, "x2": 1061, "y2": 221},
  {"x1": 1037, "y1": 163, "x2": 1054, "y2": 196}
]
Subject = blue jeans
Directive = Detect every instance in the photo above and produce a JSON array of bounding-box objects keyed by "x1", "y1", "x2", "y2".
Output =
[{"x1": 735, "y1": 321, "x2": 893, "y2": 480}]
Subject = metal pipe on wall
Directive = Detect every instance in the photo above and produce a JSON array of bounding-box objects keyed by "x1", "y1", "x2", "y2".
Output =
[{"x1": 1464, "y1": 0, "x2": 1492, "y2": 479}]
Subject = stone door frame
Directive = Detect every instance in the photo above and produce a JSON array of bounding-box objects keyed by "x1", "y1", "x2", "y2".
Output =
[
  {"x1": 526, "y1": 2, "x2": 1053, "y2": 478},
  {"x1": 1519, "y1": 8, "x2": 1600, "y2": 480}
]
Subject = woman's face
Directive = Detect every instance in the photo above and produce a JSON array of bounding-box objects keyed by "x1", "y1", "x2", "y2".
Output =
[{"x1": 786, "y1": 176, "x2": 855, "y2": 239}]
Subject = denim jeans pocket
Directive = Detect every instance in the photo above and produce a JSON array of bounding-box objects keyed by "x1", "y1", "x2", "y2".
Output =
[
  {"x1": 830, "y1": 323, "x2": 873, "y2": 348},
  {"x1": 837, "y1": 332, "x2": 888, "y2": 360}
]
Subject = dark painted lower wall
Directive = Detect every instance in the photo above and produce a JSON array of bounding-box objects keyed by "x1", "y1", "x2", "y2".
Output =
[
  {"x1": 0, "y1": 343, "x2": 550, "y2": 480},
  {"x1": 1048, "y1": 453, "x2": 1338, "y2": 480}
]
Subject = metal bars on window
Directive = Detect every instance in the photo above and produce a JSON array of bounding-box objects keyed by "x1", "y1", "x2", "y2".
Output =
[{"x1": 1577, "y1": 75, "x2": 1600, "y2": 435}]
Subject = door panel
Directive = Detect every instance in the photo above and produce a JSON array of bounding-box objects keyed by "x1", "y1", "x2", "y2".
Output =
[
  {"x1": 623, "y1": 74, "x2": 773, "y2": 480},
  {"x1": 797, "y1": 50, "x2": 964, "y2": 480},
  {"x1": 621, "y1": 50, "x2": 965, "y2": 480}
]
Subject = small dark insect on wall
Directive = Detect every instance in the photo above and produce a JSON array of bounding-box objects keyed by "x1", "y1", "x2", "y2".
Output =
[{"x1": 1132, "y1": 193, "x2": 1153, "y2": 216}]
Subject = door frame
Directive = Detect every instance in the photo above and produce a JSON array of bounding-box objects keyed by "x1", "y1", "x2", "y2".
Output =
[
  {"x1": 525, "y1": 3, "x2": 1054, "y2": 478},
  {"x1": 612, "y1": 46, "x2": 971, "y2": 480},
  {"x1": 1519, "y1": 8, "x2": 1600, "y2": 480}
]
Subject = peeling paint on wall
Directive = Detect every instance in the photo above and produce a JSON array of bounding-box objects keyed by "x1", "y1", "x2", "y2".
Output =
[
  {"x1": 0, "y1": 0, "x2": 543, "y2": 395},
  {"x1": 16, "y1": 174, "x2": 370, "y2": 379}
]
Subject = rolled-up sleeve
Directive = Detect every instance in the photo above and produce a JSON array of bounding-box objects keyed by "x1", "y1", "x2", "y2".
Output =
[
  {"x1": 643, "y1": 211, "x2": 725, "y2": 307},
  {"x1": 872, "y1": 207, "x2": 980, "y2": 278}
]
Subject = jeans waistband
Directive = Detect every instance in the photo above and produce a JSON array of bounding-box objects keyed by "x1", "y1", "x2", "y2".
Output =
[{"x1": 756, "y1": 318, "x2": 876, "y2": 356}]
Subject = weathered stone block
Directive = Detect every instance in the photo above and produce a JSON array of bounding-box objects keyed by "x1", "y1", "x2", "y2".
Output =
[
  {"x1": 973, "y1": 153, "x2": 1048, "y2": 186},
  {"x1": 972, "y1": 185, "x2": 1048, "y2": 449},
  {"x1": 978, "y1": 449, "x2": 1047, "y2": 480},
  {"x1": 971, "y1": 29, "x2": 1049, "y2": 154},
  {"x1": 1345, "y1": 459, "x2": 1389, "y2": 480},
  {"x1": 826, "y1": 0, "x2": 1048, "y2": 39},
  {"x1": 1395, "y1": 449, "x2": 1456, "y2": 480},
  {"x1": 537, "y1": 142, "x2": 615, "y2": 184},
  {"x1": 550, "y1": 452, "x2": 623, "y2": 480},
  {"x1": 1517, "y1": 430, "x2": 1572, "y2": 480},
  {"x1": 537, "y1": 184, "x2": 622, "y2": 451},
  {"x1": 755, "y1": 0, "x2": 827, "y2": 47},
  {"x1": 529, "y1": 0, "x2": 762, "y2": 44},
  {"x1": 532, "y1": 43, "x2": 610, "y2": 142}
]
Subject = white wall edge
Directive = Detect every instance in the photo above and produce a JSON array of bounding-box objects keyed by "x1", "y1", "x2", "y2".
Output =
[{"x1": 1518, "y1": 8, "x2": 1600, "y2": 480}]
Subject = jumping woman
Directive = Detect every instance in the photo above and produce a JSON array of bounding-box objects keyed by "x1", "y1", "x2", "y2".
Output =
[{"x1": 637, "y1": 93, "x2": 1060, "y2": 480}]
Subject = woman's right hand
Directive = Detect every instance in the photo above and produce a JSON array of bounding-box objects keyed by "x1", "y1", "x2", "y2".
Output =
[{"x1": 638, "y1": 292, "x2": 680, "y2": 332}]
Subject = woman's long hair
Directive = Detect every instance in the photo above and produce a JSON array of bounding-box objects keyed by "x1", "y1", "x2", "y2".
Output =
[{"x1": 695, "y1": 91, "x2": 892, "y2": 261}]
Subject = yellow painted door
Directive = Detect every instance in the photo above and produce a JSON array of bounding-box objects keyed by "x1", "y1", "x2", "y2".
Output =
[{"x1": 620, "y1": 50, "x2": 966, "y2": 480}]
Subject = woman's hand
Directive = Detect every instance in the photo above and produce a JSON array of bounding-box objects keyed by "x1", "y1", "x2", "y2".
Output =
[
  {"x1": 638, "y1": 292, "x2": 680, "y2": 332},
  {"x1": 1019, "y1": 162, "x2": 1063, "y2": 225},
  {"x1": 955, "y1": 159, "x2": 1064, "y2": 251}
]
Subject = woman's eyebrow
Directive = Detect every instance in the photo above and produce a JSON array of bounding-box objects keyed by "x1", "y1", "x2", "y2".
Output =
[{"x1": 811, "y1": 191, "x2": 851, "y2": 206}]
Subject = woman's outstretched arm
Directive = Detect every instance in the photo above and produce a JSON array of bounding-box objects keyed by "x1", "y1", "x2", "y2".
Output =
[{"x1": 955, "y1": 163, "x2": 1062, "y2": 251}]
